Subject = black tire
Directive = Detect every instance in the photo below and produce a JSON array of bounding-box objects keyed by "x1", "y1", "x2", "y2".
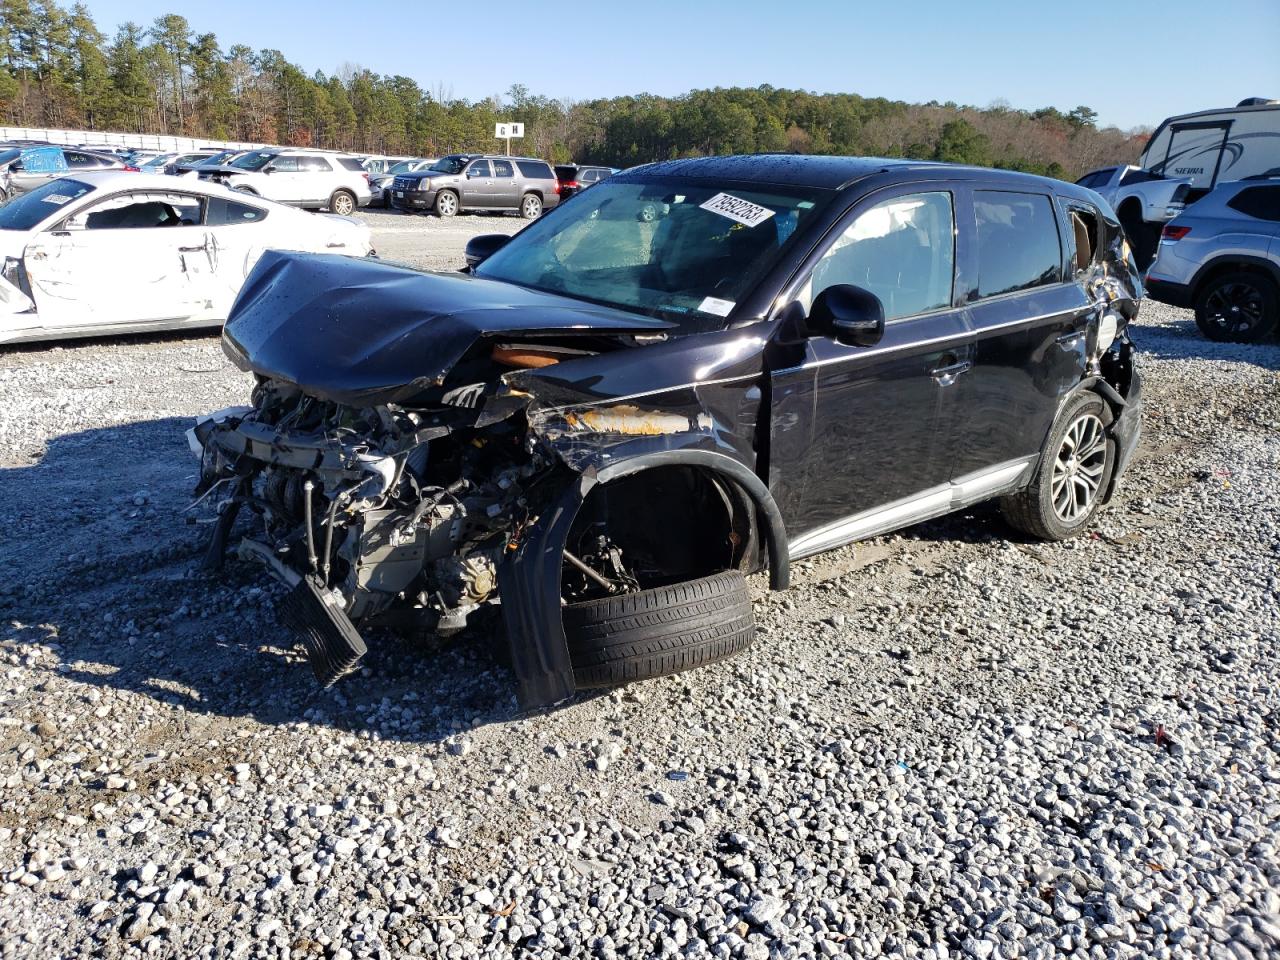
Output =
[
  {"x1": 329, "y1": 189, "x2": 356, "y2": 215},
  {"x1": 434, "y1": 190, "x2": 458, "y2": 217},
  {"x1": 1001, "y1": 392, "x2": 1115, "y2": 541},
  {"x1": 520, "y1": 193, "x2": 543, "y2": 219},
  {"x1": 564, "y1": 571, "x2": 755, "y2": 688},
  {"x1": 1193, "y1": 271, "x2": 1279, "y2": 343}
]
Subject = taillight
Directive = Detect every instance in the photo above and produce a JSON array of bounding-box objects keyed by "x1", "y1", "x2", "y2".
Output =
[
  {"x1": 1161, "y1": 225, "x2": 1191, "y2": 241},
  {"x1": 123, "y1": 164, "x2": 140, "y2": 172},
  {"x1": 362, "y1": 173, "x2": 370, "y2": 183}
]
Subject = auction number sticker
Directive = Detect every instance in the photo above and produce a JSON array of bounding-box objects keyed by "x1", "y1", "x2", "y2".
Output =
[
  {"x1": 697, "y1": 296, "x2": 736, "y2": 316},
  {"x1": 42, "y1": 194, "x2": 73, "y2": 204},
  {"x1": 699, "y1": 192, "x2": 775, "y2": 228}
]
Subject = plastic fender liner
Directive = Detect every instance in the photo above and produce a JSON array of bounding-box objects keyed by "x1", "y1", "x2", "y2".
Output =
[{"x1": 498, "y1": 450, "x2": 789, "y2": 711}]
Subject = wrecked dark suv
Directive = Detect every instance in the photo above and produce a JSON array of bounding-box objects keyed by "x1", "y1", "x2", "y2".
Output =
[{"x1": 189, "y1": 155, "x2": 1143, "y2": 709}]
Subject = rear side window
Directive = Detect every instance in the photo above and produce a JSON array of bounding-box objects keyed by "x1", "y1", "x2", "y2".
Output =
[
  {"x1": 299, "y1": 156, "x2": 332, "y2": 172},
  {"x1": 515, "y1": 160, "x2": 553, "y2": 179},
  {"x1": 206, "y1": 196, "x2": 268, "y2": 226},
  {"x1": 337, "y1": 157, "x2": 365, "y2": 172},
  {"x1": 491, "y1": 159, "x2": 514, "y2": 177},
  {"x1": 1226, "y1": 185, "x2": 1280, "y2": 221},
  {"x1": 974, "y1": 191, "x2": 1062, "y2": 298}
]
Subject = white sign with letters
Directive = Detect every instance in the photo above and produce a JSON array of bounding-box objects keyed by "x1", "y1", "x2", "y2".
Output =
[{"x1": 494, "y1": 122, "x2": 525, "y2": 139}]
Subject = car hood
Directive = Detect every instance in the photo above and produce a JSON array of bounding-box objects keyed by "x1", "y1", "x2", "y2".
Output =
[{"x1": 221, "y1": 251, "x2": 675, "y2": 407}]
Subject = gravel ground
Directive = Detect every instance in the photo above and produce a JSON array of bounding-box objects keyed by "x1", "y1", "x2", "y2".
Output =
[{"x1": 1, "y1": 209, "x2": 1278, "y2": 960}]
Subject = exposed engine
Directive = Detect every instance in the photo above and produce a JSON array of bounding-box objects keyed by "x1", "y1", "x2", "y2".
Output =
[{"x1": 192, "y1": 375, "x2": 557, "y2": 681}]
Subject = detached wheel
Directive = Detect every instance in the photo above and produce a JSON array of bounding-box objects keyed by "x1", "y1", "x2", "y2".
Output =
[
  {"x1": 1001, "y1": 392, "x2": 1115, "y2": 541},
  {"x1": 434, "y1": 190, "x2": 458, "y2": 217},
  {"x1": 329, "y1": 189, "x2": 355, "y2": 215},
  {"x1": 1194, "y1": 272, "x2": 1279, "y2": 343},
  {"x1": 564, "y1": 571, "x2": 755, "y2": 688},
  {"x1": 520, "y1": 193, "x2": 543, "y2": 219}
]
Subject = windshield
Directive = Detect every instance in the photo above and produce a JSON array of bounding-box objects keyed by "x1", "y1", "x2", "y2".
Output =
[
  {"x1": 474, "y1": 177, "x2": 832, "y2": 327},
  {"x1": 193, "y1": 152, "x2": 234, "y2": 168},
  {"x1": 140, "y1": 155, "x2": 172, "y2": 168},
  {"x1": 427, "y1": 156, "x2": 468, "y2": 175},
  {"x1": 388, "y1": 159, "x2": 421, "y2": 174},
  {"x1": 231, "y1": 151, "x2": 275, "y2": 171},
  {"x1": 0, "y1": 178, "x2": 94, "y2": 230}
]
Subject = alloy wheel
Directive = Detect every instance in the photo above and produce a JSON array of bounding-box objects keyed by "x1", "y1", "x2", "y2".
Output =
[
  {"x1": 437, "y1": 193, "x2": 457, "y2": 216},
  {"x1": 1203, "y1": 281, "x2": 1266, "y2": 338},
  {"x1": 522, "y1": 196, "x2": 541, "y2": 218},
  {"x1": 1050, "y1": 413, "x2": 1106, "y2": 523},
  {"x1": 332, "y1": 193, "x2": 354, "y2": 215}
]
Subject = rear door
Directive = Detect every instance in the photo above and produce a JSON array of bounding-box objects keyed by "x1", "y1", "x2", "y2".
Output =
[
  {"x1": 768, "y1": 188, "x2": 969, "y2": 556},
  {"x1": 489, "y1": 158, "x2": 519, "y2": 208},
  {"x1": 945, "y1": 186, "x2": 1092, "y2": 480}
]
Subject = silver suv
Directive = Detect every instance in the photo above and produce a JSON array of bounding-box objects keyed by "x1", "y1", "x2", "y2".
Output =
[
  {"x1": 390, "y1": 155, "x2": 560, "y2": 218},
  {"x1": 1145, "y1": 179, "x2": 1280, "y2": 342}
]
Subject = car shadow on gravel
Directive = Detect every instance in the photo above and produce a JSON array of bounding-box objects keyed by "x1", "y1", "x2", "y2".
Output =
[
  {"x1": 0, "y1": 417, "x2": 528, "y2": 746},
  {"x1": 1, "y1": 326, "x2": 222, "y2": 358}
]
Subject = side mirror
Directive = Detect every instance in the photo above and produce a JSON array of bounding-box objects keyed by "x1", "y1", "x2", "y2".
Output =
[
  {"x1": 807, "y1": 284, "x2": 885, "y2": 347},
  {"x1": 464, "y1": 233, "x2": 511, "y2": 269},
  {"x1": 11, "y1": 161, "x2": 23, "y2": 172},
  {"x1": 467, "y1": 168, "x2": 484, "y2": 178},
  {"x1": 262, "y1": 165, "x2": 275, "y2": 174}
]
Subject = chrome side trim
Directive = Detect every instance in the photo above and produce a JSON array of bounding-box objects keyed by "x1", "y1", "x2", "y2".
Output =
[
  {"x1": 787, "y1": 455, "x2": 1036, "y2": 560},
  {"x1": 771, "y1": 307, "x2": 1082, "y2": 378}
]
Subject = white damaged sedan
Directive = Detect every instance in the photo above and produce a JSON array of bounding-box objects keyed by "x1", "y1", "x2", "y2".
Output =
[{"x1": 0, "y1": 171, "x2": 373, "y2": 345}]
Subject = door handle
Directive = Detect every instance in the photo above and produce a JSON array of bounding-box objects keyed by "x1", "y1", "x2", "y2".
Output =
[
  {"x1": 178, "y1": 245, "x2": 206, "y2": 252},
  {"x1": 929, "y1": 359, "x2": 971, "y2": 386}
]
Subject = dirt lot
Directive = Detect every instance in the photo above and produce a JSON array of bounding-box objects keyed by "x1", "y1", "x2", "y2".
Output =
[{"x1": 1, "y1": 209, "x2": 1278, "y2": 960}]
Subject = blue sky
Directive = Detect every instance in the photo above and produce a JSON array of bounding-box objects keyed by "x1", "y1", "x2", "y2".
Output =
[{"x1": 82, "y1": 0, "x2": 1279, "y2": 130}]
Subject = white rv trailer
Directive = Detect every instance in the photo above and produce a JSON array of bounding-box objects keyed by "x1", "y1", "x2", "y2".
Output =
[{"x1": 1140, "y1": 99, "x2": 1280, "y2": 198}]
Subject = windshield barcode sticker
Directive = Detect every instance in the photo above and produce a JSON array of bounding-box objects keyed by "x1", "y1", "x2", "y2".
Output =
[
  {"x1": 42, "y1": 194, "x2": 72, "y2": 204},
  {"x1": 699, "y1": 193, "x2": 775, "y2": 228},
  {"x1": 697, "y1": 296, "x2": 736, "y2": 317}
]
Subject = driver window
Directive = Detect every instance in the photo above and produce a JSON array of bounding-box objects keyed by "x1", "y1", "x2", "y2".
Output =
[
  {"x1": 467, "y1": 160, "x2": 491, "y2": 178},
  {"x1": 82, "y1": 193, "x2": 204, "y2": 229},
  {"x1": 271, "y1": 156, "x2": 299, "y2": 172},
  {"x1": 802, "y1": 192, "x2": 955, "y2": 321}
]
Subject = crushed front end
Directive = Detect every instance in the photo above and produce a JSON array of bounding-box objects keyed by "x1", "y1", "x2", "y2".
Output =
[{"x1": 191, "y1": 377, "x2": 557, "y2": 685}]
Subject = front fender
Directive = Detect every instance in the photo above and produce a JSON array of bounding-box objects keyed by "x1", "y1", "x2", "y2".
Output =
[{"x1": 498, "y1": 441, "x2": 790, "y2": 711}]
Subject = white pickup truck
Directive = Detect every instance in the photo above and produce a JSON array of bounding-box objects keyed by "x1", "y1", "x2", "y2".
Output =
[{"x1": 1075, "y1": 165, "x2": 1192, "y2": 268}]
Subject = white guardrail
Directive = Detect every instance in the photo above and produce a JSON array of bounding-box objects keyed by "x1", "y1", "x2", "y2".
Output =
[{"x1": 0, "y1": 126, "x2": 267, "y2": 151}]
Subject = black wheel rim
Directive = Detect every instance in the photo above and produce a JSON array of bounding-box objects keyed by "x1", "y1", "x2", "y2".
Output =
[{"x1": 1204, "y1": 282, "x2": 1265, "y2": 336}]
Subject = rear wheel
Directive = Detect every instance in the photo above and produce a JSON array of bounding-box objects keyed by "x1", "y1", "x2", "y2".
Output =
[
  {"x1": 329, "y1": 189, "x2": 355, "y2": 215},
  {"x1": 1194, "y1": 272, "x2": 1279, "y2": 343},
  {"x1": 564, "y1": 571, "x2": 755, "y2": 688},
  {"x1": 1001, "y1": 392, "x2": 1115, "y2": 541},
  {"x1": 520, "y1": 193, "x2": 543, "y2": 219},
  {"x1": 434, "y1": 190, "x2": 458, "y2": 217}
]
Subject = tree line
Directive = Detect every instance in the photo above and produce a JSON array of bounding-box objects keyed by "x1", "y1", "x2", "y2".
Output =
[{"x1": 0, "y1": 2, "x2": 1148, "y2": 178}]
